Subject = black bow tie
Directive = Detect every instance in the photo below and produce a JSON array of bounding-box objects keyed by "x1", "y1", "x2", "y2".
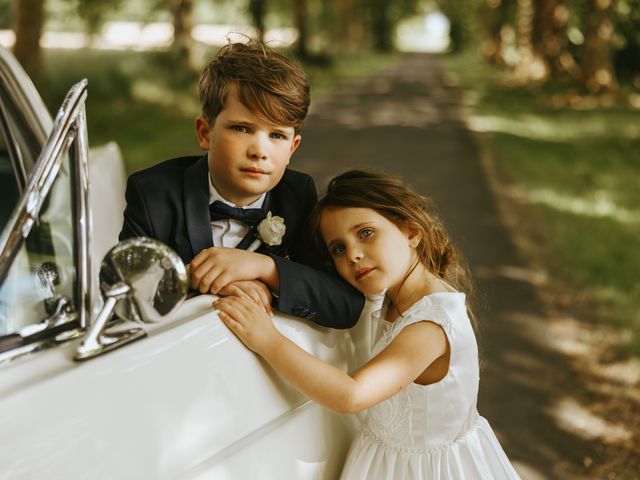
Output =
[{"x1": 209, "y1": 199, "x2": 269, "y2": 226}]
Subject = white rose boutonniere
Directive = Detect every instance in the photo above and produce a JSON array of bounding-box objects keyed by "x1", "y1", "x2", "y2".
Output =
[{"x1": 256, "y1": 212, "x2": 286, "y2": 246}]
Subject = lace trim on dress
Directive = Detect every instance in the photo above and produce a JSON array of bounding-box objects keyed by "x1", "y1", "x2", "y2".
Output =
[{"x1": 358, "y1": 412, "x2": 482, "y2": 454}]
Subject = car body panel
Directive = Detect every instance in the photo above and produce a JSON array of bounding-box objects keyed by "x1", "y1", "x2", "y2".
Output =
[{"x1": 1, "y1": 296, "x2": 359, "y2": 479}]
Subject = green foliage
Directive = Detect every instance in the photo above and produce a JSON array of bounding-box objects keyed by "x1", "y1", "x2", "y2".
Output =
[
  {"x1": 613, "y1": 0, "x2": 640, "y2": 79},
  {"x1": 435, "y1": 0, "x2": 482, "y2": 53},
  {"x1": 75, "y1": 0, "x2": 125, "y2": 34},
  {"x1": 0, "y1": 0, "x2": 11, "y2": 29},
  {"x1": 443, "y1": 52, "x2": 640, "y2": 354}
]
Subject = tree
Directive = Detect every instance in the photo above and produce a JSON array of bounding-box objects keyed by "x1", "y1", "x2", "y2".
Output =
[
  {"x1": 480, "y1": 0, "x2": 514, "y2": 64},
  {"x1": 532, "y1": 0, "x2": 574, "y2": 77},
  {"x1": 76, "y1": 0, "x2": 123, "y2": 38},
  {"x1": 369, "y1": 0, "x2": 393, "y2": 51},
  {"x1": 249, "y1": 0, "x2": 266, "y2": 42},
  {"x1": 336, "y1": 0, "x2": 364, "y2": 51},
  {"x1": 293, "y1": 0, "x2": 309, "y2": 59},
  {"x1": 13, "y1": 0, "x2": 44, "y2": 80},
  {"x1": 582, "y1": 0, "x2": 617, "y2": 94},
  {"x1": 436, "y1": 0, "x2": 481, "y2": 53},
  {"x1": 168, "y1": 0, "x2": 193, "y2": 60},
  {"x1": 513, "y1": 0, "x2": 547, "y2": 81}
]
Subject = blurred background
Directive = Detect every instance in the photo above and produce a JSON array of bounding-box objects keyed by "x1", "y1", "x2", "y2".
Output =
[{"x1": 0, "y1": 0, "x2": 638, "y2": 476}]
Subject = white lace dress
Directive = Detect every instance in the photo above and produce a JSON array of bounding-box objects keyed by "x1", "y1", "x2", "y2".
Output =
[{"x1": 340, "y1": 292, "x2": 520, "y2": 479}]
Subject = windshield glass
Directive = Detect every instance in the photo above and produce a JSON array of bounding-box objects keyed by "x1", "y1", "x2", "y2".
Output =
[{"x1": 0, "y1": 152, "x2": 76, "y2": 337}]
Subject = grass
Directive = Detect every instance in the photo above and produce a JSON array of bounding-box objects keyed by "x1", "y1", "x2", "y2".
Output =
[
  {"x1": 442, "y1": 53, "x2": 640, "y2": 355},
  {"x1": 38, "y1": 47, "x2": 397, "y2": 174}
]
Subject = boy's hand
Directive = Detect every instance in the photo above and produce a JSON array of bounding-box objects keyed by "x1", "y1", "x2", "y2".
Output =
[
  {"x1": 189, "y1": 247, "x2": 277, "y2": 294},
  {"x1": 218, "y1": 280, "x2": 273, "y2": 314},
  {"x1": 214, "y1": 296, "x2": 281, "y2": 355}
]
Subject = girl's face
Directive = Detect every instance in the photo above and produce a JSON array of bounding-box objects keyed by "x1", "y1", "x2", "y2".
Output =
[{"x1": 320, "y1": 207, "x2": 418, "y2": 296}]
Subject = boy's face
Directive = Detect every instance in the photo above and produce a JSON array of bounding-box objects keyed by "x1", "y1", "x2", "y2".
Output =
[{"x1": 195, "y1": 86, "x2": 302, "y2": 206}]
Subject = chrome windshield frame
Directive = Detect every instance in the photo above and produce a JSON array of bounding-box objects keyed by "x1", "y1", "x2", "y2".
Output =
[{"x1": 0, "y1": 79, "x2": 92, "y2": 332}]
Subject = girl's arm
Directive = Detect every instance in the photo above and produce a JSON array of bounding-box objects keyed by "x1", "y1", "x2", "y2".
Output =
[{"x1": 215, "y1": 296, "x2": 448, "y2": 414}]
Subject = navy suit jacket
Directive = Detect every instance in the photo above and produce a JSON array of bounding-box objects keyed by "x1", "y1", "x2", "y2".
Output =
[{"x1": 119, "y1": 155, "x2": 364, "y2": 328}]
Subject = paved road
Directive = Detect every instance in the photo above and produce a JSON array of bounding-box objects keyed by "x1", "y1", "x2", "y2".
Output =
[{"x1": 295, "y1": 53, "x2": 611, "y2": 480}]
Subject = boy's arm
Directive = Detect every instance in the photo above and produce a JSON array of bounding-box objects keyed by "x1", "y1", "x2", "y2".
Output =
[
  {"x1": 270, "y1": 174, "x2": 364, "y2": 329},
  {"x1": 266, "y1": 254, "x2": 364, "y2": 329},
  {"x1": 119, "y1": 175, "x2": 154, "y2": 240},
  {"x1": 189, "y1": 247, "x2": 363, "y2": 329}
]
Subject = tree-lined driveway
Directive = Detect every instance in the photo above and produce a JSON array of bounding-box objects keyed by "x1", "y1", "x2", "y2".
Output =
[{"x1": 294, "y1": 53, "x2": 628, "y2": 480}]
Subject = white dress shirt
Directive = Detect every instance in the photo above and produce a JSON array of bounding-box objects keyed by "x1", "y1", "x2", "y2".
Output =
[{"x1": 208, "y1": 175, "x2": 266, "y2": 248}]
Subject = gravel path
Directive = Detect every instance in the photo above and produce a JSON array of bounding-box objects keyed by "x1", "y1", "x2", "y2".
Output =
[{"x1": 294, "y1": 53, "x2": 628, "y2": 479}]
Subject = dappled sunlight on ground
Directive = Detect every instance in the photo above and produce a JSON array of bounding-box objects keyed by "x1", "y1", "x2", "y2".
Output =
[
  {"x1": 548, "y1": 397, "x2": 633, "y2": 444},
  {"x1": 312, "y1": 90, "x2": 448, "y2": 129},
  {"x1": 526, "y1": 188, "x2": 640, "y2": 225},
  {"x1": 475, "y1": 264, "x2": 548, "y2": 287},
  {"x1": 467, "y1": 113, "x2": 640, "y2": 141}
]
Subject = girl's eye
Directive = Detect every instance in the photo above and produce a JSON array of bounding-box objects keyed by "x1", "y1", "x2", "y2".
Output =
[
  {"x1": 330, "y1": 244, "x2": 346, "y2": 257},
  {"x1": 358, "y1": 228, "x2": 374, "y2": 239}
]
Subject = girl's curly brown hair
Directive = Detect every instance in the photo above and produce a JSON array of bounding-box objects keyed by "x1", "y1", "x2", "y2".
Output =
[{"x1": 310, "y1": 170, "x2": 475, "y2": 315}]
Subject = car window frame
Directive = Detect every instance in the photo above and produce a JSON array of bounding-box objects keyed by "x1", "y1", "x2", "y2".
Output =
[{"x1": 0, "y1": 79, "x2": 92, "y2": 363}]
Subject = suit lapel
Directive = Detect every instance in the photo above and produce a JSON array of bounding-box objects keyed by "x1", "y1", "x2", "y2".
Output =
[{"x1": 184, "y1": 155, "x2": 213, "y2": 258}]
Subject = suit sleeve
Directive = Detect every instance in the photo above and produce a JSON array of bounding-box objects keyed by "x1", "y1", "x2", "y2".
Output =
[
  {"x1": 269, "y1": 255, "x2": 364, "y2": 329},
  {"x1": 267, "y1": 176, "x2": 365, "y2": 329},
  {"x1": 119, "y1": 175, "x2": 154, "y2": 241}
]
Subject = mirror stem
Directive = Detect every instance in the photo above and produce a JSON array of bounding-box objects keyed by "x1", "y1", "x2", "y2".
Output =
[{"x1": 75, "y1": 282, "x2": 146, "y2": 361}]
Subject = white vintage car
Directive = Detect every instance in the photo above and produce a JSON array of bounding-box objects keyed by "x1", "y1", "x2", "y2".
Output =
[{"x1": 0, "y1": 47, "x2": 373, "y2": 479}]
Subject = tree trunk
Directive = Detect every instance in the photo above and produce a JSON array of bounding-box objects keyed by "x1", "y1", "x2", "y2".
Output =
[
  {"x1": 514, "y1": 0, "x2": 548, "y2": 81},
  {"x1": 481, "y1": 0, "x2": 509, "y2": 64},
  {"x1": 13, "y1": 0, "x2": 44, "y2": 81},
  {"x1": 293, "y1": 0, "x2": 309, "y2": 59},
  {"x1": 533, "y1": 0, "x2": 574, "y2": 77},
  {"x1": 582, "y1": 0, "x2": 617, "y2": 94},
  {"x1": 337, "y1": 0, "x2": 363, "y2": 51},
  {"x1": 249, "y1": 0, "x2": 266, "y2": 42},
  {"x1": 370, "y1": 0, "x2": 393, "y2": 52},
  {"x1": 169, "y1": 0, "x2": 193, "y2": 60}
]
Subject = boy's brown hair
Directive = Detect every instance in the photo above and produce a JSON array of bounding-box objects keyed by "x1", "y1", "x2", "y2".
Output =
[{"x1": 199, "y1": 40, "x2": 310, "y2": 134}]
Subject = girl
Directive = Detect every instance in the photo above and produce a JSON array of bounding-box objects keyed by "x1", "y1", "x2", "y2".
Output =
[{"x1": 214, "y1": 170, "x2": 520, "y2": 479}]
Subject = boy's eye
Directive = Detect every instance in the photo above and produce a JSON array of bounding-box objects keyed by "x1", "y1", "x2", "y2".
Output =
[
  {"x1": 330, "y1": 244, "x2": 346, "y2": 257},
  {"x1": 358, "y1": 228, "x2": 374, "y2": 239},
  {"x1": 271, "y1": 132, "x2": 286, "y2": 140},
  {"x1": 232, "y1": 125, "x2": 249, "y2": 133}
]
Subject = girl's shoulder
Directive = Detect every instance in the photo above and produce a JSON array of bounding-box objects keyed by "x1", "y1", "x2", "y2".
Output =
[{"x1": 394, "y1": 292, "x2": 466, "y2": 336}]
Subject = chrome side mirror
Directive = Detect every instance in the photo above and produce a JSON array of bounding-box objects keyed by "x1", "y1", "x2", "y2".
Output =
[{"x1": 75, "y1": 238, "x2": 188, "y2": 361}]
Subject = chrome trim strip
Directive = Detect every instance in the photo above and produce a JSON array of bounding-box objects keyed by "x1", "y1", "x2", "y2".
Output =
[{"x1": 72, "y1": 105, "x2": 92, "y2": 329}]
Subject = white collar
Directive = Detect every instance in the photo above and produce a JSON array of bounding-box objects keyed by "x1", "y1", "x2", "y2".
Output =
[{"x1": 208, "y1": 173, "x2": 266, "y2": 209}]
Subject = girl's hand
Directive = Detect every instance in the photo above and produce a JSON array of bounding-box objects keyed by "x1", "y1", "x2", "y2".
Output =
[{"x1": 214, "y1": 296, "x2": 281, "y2": 355}]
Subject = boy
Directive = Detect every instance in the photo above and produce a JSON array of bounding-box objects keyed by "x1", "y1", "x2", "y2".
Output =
[{"x1": 119, "y1": 40, "x2": 363, "y2": 328}]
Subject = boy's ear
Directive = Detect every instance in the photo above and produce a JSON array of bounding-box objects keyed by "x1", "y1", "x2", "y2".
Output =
[
  {"x1": 289, "y1": 134, "x2": 302, "y2": 158},
  {"x1": 195, "y1": 115, "x2": 211, "y2": 150}
]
